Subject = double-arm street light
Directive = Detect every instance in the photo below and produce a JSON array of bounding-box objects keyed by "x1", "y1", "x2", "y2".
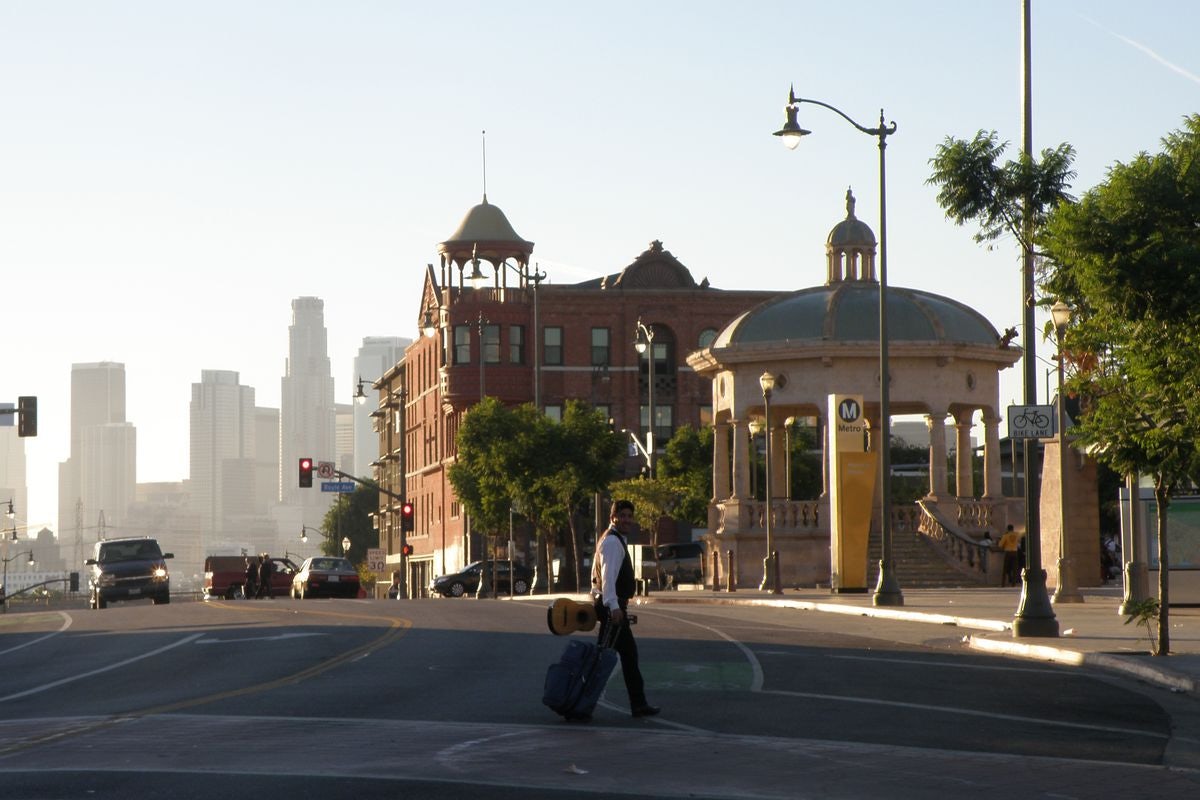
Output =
[
  {"x1": 633, "y1": 318, "x2": 657, "y2": 478},
  {"x1": 1051, "y1": 300, "x2": 1083, "y2": 604},
  {"x1": 2, "y1": 550, "x2": 36, "y2": 613},
  {"x1": 775, "y1": 86, "x2": 903, "y2": 607}
]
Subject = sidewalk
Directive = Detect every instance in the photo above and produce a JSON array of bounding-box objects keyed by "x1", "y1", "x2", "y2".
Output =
[{"x1": 632, "y1": 584, "x2": 1200, "y2": 694}]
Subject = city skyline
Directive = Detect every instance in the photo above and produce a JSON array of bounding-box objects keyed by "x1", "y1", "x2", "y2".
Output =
[{"x1": 1, "y1": 2, "x2": 1197, "y2": 533}]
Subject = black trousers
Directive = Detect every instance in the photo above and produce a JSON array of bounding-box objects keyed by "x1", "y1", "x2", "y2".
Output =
[{"x1": 596, "y1": 602, "x2": 647, "y2": 708}]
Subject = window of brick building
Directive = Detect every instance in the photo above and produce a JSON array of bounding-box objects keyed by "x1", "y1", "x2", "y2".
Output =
[
  {"x1": 590, "y1": 328, "x2": 610, "y2": 366},
  {"x1": 544, "y1": 327, "x2": 563, "y2": 365},
  {"x1": 509, "y1": 325, "x2": 525, "y2": 364}
]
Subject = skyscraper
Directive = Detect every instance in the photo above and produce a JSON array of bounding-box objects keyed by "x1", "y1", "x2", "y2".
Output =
[
  {"x1": 189, "y1": 370, "x2": 256, "y2": 548},
  {"x1": 280, "y1": 297, "x2": 335, "y2": 510},
  {"x1": 59, "y1": 362, "x2": 133, "y2": 551},
  {"x1": 352, "y1": 336, "x2": 409, "y2": 478}
]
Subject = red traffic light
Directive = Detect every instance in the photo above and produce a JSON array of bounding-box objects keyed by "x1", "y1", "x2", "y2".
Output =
[
  {"x1": 401, "y1": 501, "x2": 414, "y2": 532},
  {"x1": 400, "y1": 544, "x2": 413, "y2": 557},
  {"x1": 298, "y1": 458, "x2": 314, "y2": 488}
]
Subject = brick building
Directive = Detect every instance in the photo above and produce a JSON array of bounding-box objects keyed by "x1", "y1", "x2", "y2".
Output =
[{"x1": 372, "y1": 196, "x2": 776, "y2": 596}]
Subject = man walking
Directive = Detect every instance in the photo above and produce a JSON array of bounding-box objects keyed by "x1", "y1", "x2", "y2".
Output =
[{"x1": 592, "y1": 499, "x2": 660, "y2": 718}]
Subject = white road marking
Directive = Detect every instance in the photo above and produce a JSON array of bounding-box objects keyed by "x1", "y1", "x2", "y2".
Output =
[
  {"x1": 194, "y1": 632, "x2": 327, "y2": 644},
  {"x1": 0, "y1": 633, "x2": 203, "y2": 704},
  {"x1": 0, "y1": 611, "x2": 71, "y2": 656}
]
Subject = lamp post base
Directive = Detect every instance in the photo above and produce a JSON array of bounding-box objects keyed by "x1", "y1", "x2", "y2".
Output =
[
  {"x1": 872, "y1": 559, "x2": 904, "y2": 607},
  {"x1": 1052, "y1": 557, "x2": 1084, "y2": 604},
  {"x1": 759, "y1": 552, "x2": 783, "y2": 594},
  {"x1": 1013, "y1": 568, "x2": 1060, "y2": 637}
]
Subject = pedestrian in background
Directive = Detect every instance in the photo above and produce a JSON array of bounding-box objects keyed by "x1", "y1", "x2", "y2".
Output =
[
  {"x1": 998, "y1": 525, "x2": 1022, "y2": 587},
  {"x1": 243, "y1": 556, "x2": 258, "y2": 599},
  {"x1": 257, "y1": 553, "x2": 274, "y2": 598}
]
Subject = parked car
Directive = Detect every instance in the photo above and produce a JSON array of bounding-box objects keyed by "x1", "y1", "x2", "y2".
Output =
[
  {"x1": 430, "y1": 560, "x2": 533, "y2": 598},
  {"x1": 85, "y1": 537, "x2": 173, "y2": 609},
  {"x1": 656, "y1": 541, "x2": 705, "y2": 587},
  {"x1": 203, "y1": 555, "x2": 298, "y2": 599},
  {"x1": 291, "y1": 556, "x2": 360, "y2": 599}
]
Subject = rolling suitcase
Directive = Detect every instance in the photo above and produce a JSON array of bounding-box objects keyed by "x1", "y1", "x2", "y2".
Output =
[{"x1": 542, "y1": 624, "x2": 618, "y2": 720}]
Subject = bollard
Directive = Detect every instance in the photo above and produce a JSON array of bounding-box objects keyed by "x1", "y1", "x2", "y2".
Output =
[
  {"x1": 711, "y1": 550, "x2": 721, "y2": 591},
  {"x1": 726, "y1": 549, "x2": 736, "y2": 592}
]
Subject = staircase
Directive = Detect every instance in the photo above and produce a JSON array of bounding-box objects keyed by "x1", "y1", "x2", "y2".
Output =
[{"x1": 866, "y1": 523, "x2": 987, "y2": 588}]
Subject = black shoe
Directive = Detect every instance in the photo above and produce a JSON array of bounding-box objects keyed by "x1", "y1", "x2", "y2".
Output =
[{"x1": 631, "y1": 704, "x2": 661, "y2": 718}]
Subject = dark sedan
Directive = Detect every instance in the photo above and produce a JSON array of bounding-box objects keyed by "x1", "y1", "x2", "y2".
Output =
[
  {"x1": 430, "y1": 560, "x2": 532, "y2": 598},
  {"x1": 291, "y1": 557, "x2": 361, "y2": 599}
]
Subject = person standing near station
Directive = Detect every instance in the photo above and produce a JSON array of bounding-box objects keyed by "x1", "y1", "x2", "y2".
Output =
[
  {"x1": 257, "y1": 553, "x2": 275, "y2": 598},
  {"x1": 243, "y1": 556, "x2": 258, "y2": 599},
  {"x1": 592, "y1": 499, "x2": 660, "y2": 718},
  {"x1": 998, "y1": 525, "x2": 1022, "y2": 587}
]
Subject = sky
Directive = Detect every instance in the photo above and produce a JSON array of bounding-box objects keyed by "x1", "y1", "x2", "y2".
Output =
[{"x1": 1, "y1": 1, "x2": 1197, "y2": 534}]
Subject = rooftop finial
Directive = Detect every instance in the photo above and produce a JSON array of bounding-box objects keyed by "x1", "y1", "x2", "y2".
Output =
[{"x1": 481, "y1": 129, "x2": 488, "y2": 203}]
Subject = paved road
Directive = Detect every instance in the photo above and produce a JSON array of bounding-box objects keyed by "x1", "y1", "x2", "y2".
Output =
[{"x1": 0, "y1": 597, "x2": 1196, "y2": 798}]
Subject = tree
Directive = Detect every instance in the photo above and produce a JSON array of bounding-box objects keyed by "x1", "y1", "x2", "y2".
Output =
[
  {"x1": 657, "y1": 425, "x2": 713, "y2": 526},
  {"x1": 448, "y1": 397, "x2": 623, "y2": 594},
  {"x1": 607, "y1": 476, "x2": 681, "y2": 553},
  {"x1": 927, "y1": 130, "x2": 1076, "y2": 257},
  {"x1": 322, "y1": 483, "x2": 380, "y2": 582},
  {"x1": 1038, "y1": 114, "x2": 1200, "y2": 656}
]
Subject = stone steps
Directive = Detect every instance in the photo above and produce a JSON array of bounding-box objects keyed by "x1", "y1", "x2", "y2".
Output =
[{"x1": 867, "y1": 527, "x2": 986, "y2": 589}]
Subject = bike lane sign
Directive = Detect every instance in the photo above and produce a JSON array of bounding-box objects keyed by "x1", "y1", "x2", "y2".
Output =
[{"x1": 1007, "y1": 404, "x2": 1055, "y2": 439}]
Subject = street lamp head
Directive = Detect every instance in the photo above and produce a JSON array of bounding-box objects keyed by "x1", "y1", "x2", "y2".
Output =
[
  {"x1": 421, "y1": 309, "x2": 437, "y2": 338},
  {"x1": 4, "y1": 500, "x2": 13, "y2": 520},
  {"x1": 354, "y1": 376, "x2": 368, "y2": 406},
  {"x1": 759, "y1": 371, "x2": 777, "y2": 397},
  {"x1": 784, "y1": 416, "x2": 797, "y2": 428},
  {"x1": 633, "y1": 339, "x2": 647, "y2": 354},
  {"x1": 341, "y1": 536, "x2": 351, "y2": 554},
  {"x1": 748, "y1": 419, "x2": 765, "y2": 437},
  {"x1": 27, "y1": 553, "x2": 35, "y2": 567},
  {"x1": 467, "y1": 246, "x2": 487, "y2": 288},
  {"x1": 9, "y1": 528, "x2": 17, "y2": 542},
  {"x1": 300, "y1": 528, "x2": 308, "y2": 543},
  {"x1": 1050, "y1": 300, "x2": 1072, "y2": 335},
  {"x1": 773, "y1": 103, "x2": 810, "y2": 150}
]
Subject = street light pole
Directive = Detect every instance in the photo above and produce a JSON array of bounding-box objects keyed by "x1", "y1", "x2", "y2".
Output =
[
  {"x1": 2, "y1": 550, "x2": 35, "y2": 613},
  {"x1": 760, "y1": 372, "x2": 782, "y2": 594},
  {"x1": 634, "y1": 318, "x2": 656, "y2": 478},
  {"x1": 1051, "y1": 301, "x2": 1083, "y2": 604},
  {"x1": 775, "y1": 86, "x2": 903, "y2": 607}
]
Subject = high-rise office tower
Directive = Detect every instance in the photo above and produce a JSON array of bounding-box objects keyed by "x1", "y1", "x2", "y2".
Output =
[
  {"x1": 59, "y1": 362, "x2": 132, "y2": 547},
  {"x1": 352, "y1": 336, "x2": 409, "y2": 478},
  {"x1": 0, "y1": 422, "x2": 28, "y2": 534},
  {"x1": 189, "y1": 370, "x2": 256, "y2": 548},
  {"x1": 280, "y1": 297, "x2": 336, "y2": 509}
]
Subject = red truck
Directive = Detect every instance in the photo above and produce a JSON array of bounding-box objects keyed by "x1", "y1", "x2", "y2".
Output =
[{"x1": 203, "y1": 555, "x2": 298, "y2": 599}]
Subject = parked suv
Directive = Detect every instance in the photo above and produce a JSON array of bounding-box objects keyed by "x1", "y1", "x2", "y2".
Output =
[
  {"x1": 656, "y1": 542, "x2": 705, "y2": 587},
  {"x1": 203, "y1": 555, "x2": 298, "y2": 599},
  {"x1": 85, "y1": 537, "x2": 173, "y2": 609}
]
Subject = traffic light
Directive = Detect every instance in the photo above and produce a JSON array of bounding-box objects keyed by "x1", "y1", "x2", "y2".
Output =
[
  {"x1": 298, "y1": 457, "x2": 313, "y2": 488},
  {"x1": 17, "y1": 396, "x2": 36, "y2": 438},
  {"x1": 401, "y1": 501, "x2": 414, "y2": 532},
  {"x1": 69, "y1": 571, "x2": 79, "y2": 592},
  {"x1": 400, "y1": 543, "x2": 413, "y2": 557}
]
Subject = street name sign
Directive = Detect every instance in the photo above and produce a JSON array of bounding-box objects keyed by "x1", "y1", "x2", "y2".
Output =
[{"x1": 320, "y1": 481, "x2": 356, "y2": 493}]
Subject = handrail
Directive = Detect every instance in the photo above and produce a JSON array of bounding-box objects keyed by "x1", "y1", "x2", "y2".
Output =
[{"x1": 916, "y1": 499, "x2": 995, "y2": 581}]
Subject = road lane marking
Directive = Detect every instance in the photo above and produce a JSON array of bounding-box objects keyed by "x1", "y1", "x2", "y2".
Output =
[
  {"x1": 0, "y1": 633, "x2": 203, "y2": 704},
  {"x1": 194, "y1": 632, "x2": 327, "y2": 644},
  {"x1": 0, "y1": 611, "x2": 71, "y2": 656}
]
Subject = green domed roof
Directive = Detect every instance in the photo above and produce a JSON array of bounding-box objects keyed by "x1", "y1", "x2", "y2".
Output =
[{"x1": 714, "y1": 282, "x2": 1001, "y2": 348}]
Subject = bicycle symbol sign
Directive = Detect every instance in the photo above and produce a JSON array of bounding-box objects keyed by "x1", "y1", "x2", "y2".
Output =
[{"x1": 1007, "y1": 404, "x2": 1056, "y2": 439}]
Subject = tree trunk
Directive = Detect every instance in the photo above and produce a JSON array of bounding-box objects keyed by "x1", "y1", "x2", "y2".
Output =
[{"x1": 1154, "y1": 477, "x2": 1171, "y2": 656}]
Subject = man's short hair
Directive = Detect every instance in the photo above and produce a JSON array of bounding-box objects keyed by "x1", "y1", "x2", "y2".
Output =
[{"x1": 610, "y1": 499, "x2": 635, "y2": 517}]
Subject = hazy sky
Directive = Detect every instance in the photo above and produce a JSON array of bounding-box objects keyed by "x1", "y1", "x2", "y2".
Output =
[{"x1": 1, "y1": 1, "x2": 1196, "y2": 532}]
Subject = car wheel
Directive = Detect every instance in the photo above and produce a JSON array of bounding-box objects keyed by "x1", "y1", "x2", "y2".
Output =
[
  {"x1": 449, "y1": 581, "x2": 466, "y2": 598},
  {"x1": 513, "y1": 578, "x2": 529, "y2": 595},
  {"x1": 154, "y1": 594, "x2": 170, "y2": 605}
]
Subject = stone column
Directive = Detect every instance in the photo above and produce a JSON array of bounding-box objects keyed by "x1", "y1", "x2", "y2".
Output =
[
  {"x1": 731, "y1": 419, "x2": 750, "y2": 500},
  {"x1": 770, "y1": 424, "x2": 787, "y2": 499},
  {"x1": 713, "y1": 420, "x2": 731, "y2": 502},
  {"x1": 818, "y1": 412, "x2": 829, "y2": 498},
  {"x1": 955, "y1": 415, "x2": 974, "y2": 498},
  {"x1": 982, "y1": 413, "x2": 1002, "y2": 499},
  {"x1": 926, "y1": 412, "x2": 948, "y2": 498}
]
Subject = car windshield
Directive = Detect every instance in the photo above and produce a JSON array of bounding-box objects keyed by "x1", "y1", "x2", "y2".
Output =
[
  {"x1": 98, "y1": 541, "x2": 161, "y2": 563},
  {"x1": 309, "y1": 558, "x2": 352, "y2": 572}
]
